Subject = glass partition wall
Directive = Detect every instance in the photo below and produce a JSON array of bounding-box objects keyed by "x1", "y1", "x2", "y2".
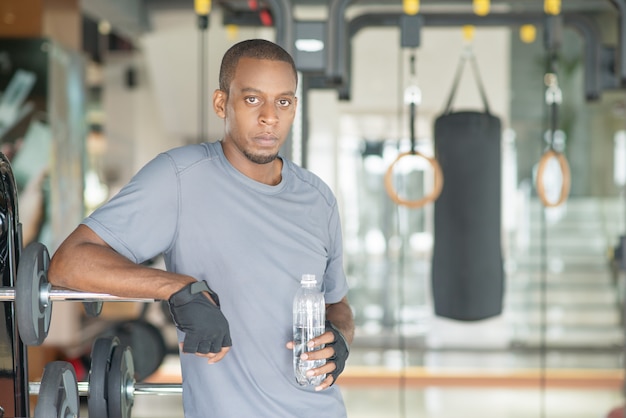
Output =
[{"x1": 305, "y1": 21, "x2": 626, "y2": 417}]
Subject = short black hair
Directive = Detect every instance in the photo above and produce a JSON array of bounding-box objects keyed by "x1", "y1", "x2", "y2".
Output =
[{"x1": 219, "y1": 39, "x2": 298, "y2": 92}]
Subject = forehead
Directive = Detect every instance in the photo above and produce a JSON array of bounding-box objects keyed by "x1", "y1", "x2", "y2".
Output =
[{"x1": 231, "y1": 57, "x2": 297, "y2": 94}]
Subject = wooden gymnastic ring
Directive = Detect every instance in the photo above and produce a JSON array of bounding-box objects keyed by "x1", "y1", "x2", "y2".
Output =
[
  {"x1": 536, "y1": 149, "x2": 571, "y2": 207},
  {"x1": 384, "y1": 151, "x2": 444, "y2": 209}
]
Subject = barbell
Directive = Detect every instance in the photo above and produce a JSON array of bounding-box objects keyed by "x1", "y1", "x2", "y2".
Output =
[
  {"x1": 30, "y1": 336, "x2": 182, "y2": 418},
  {"x1": 0, "y1": 242, "x2": 156, "y2": 345}
]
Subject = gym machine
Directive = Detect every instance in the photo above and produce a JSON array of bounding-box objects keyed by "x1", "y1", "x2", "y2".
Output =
[{"x1": 0, "y1": 153, "x2": 28, "y2": 417}]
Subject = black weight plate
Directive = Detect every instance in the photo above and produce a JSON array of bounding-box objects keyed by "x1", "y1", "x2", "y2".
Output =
[
  {"x1": 16, "y1": 241, "x2": 51, "y2": 346},
  {"x1": 107, "y1": 344, "x2": 135, "y2": 418},
  {"x1": 112, "y1": 319, "x2": 167, "y2": 381},
  {"x1": 83, "y1": 301, "x2": 103, "y2": 317},
  {"x1": 34, "y1": 361, "x2": 79, "y2": 418},
  {"x1": 88, "y1": 336, "x2": 119, "y2": 418}
]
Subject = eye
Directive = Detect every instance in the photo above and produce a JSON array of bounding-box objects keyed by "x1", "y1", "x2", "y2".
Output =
[
  {"x1": 277, "y1": 98, "x2": 292, "y2": 107},
  {"x1": 245, "y1": 96, "x2": 260, "y2": 105}
]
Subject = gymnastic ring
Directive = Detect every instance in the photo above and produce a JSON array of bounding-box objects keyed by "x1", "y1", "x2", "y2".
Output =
[
  {"x1": 536, "y1": 149, "x2": 571, "y2": 207},
  {"x1": 384, "y1": 151, "x2": 444, "y2": 209}
]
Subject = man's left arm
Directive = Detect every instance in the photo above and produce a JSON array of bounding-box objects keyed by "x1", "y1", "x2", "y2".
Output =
[{"x1": 326, "y1": 296, "x2": 354, "y2": 345}]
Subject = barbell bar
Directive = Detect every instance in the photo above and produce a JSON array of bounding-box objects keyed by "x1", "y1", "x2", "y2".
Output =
[
  {"x1": 0, "y1": 241, "x2": 157, "y2": 345},
  {"x1": 29, "y1": 382, "x2": 183, "y2": 397},
  {"x1": 0, "y1": 287, "x2": 157, "y2": 302},
  {"x1": 30, "y1": 336, "x2": 182, "y2": 418}
]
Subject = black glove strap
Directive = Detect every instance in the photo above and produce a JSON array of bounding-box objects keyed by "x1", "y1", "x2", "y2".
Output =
[
  {"x1": 326, "y1": 320, "x2": 350, "y2": 385},
  {"x1": 170, "y1": 280, "x2": 220, "y2": 307}
]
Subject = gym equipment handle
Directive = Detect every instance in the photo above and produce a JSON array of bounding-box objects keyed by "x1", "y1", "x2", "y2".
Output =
[{"x1": 384, "y1": 151, "x2": 444, "y2": 209}]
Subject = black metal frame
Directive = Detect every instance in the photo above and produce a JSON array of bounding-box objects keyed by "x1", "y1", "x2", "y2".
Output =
[
  {"x1": 332, "y1": 12, "x2": 614, "y2": 101},
  {"x1": 0, "y1": 153, "x2": 27, "y2": 417}
]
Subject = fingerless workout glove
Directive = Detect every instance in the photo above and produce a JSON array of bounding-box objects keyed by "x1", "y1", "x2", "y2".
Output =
[
  {"x1": 168, "y1": 281, "x2": 232, "y2": 354},
  {"x1": 325, "y1": 320, "x2": 350, "y2": 385}
]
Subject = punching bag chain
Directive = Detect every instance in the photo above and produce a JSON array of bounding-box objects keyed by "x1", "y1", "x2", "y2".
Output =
[
  {"x1": 196, "y1": 0, "x2": 211, "y2": 143},
  {"x1": 544, "y1": 70, "x2": 562, "y2": 152},
  {"x1": 409, "y1": 52, "x2": 417, "y2": 153},
  {"x1": 404, "y1": 50, "x2": 421, "y2": 154}
]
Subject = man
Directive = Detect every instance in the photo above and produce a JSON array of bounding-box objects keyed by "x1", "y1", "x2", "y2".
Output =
[{"x1": 49, "y1": 39, "x2": 354, "y2": 417}]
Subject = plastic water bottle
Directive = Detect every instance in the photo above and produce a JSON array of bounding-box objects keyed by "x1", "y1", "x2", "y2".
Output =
[{"x1": 293, "y1": 274, "x2": 326, "y2": 386}]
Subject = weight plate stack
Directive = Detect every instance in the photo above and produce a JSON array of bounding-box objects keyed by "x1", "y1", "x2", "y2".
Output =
[
  {"x1": 34, "y1": 361, "x2": 79, "y2": 418},
  {"x1": 88, "y1": 336, "x2": 119, "y2": 418},
  {"x1": 107, "y1": 344, "x2": 135, "y2": 418},
  {"x1": 108, "y1": 319, "x2": 167, "y2": 381}
]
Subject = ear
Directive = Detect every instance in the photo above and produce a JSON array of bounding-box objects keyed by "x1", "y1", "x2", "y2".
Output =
[{"x1": 213, "y1": 89, "x2": 227, "y2": 119}]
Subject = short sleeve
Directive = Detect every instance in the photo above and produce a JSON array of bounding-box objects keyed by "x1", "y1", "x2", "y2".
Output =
[
  {"x1": 83, "y1": 153, "x2": 179, "y2": 264},
  {"x1": 323, "y1": 201, "x2": 349, "y2": 304}
]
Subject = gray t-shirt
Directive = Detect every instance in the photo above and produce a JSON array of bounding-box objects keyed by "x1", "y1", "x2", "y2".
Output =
[{"x1": 83, "y1": 141, "x2": 349, "y2": 417}]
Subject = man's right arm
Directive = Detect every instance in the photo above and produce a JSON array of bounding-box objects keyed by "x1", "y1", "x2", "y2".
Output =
[
  {"x1": 48, "y1": 224, "x2": 194, "y2": 301},
  {"x1": 49, "y1": 224, "x2": 232, "y2": 361}
]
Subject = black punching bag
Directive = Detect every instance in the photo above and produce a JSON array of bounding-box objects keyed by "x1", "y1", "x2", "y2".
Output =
[{"x1": 431, "y1": 53, "x2": 504, "y2": 321}]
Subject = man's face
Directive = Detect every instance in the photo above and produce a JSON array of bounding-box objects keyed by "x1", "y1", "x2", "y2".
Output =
[{"x1": 214, "y1": 57, "x2": 297, "y2": 165}]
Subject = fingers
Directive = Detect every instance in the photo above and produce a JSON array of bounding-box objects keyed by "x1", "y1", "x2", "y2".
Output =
[
  {"x1": 182, "y1": 335, "x2": 202, "y2": 353},
  {"x1": 305, "y1": 357, "x2": 336, "y2": 375},
  {"x1": 286, "y1": 330, "x2": 335, "y2": 352},
  {"x1": 286, "y1": 335, "x2": 338, "y2": 391},
  {"x1": 179, "y1": 343, "x2": 231, "y2": 364},
  {"x1": 314, "y1": 373, "x2": 335, "y2": 392},
  {"x1": 306, "y1": 330, "x2": 336, "y2": 349},
  {"x1": 205, "y1": 346, "x2": 230, "y2": 364},
  {"x1": 201, "y1": 291, "x2": 219, "y2": 306},
  {"x1": 300, "y1": 345, "x2": 334, "y2": 361},
  {"x1": 301, "y1": 347, "x2": 338, "y2": 392}
]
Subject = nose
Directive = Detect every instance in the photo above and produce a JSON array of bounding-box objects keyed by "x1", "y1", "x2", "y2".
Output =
[{"x1": 259, "y1": 102, "x2": 278, "y2": 126}]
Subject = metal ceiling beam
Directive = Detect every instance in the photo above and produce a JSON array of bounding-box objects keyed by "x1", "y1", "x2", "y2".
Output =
[
  {"x1": 264, "y1": 0, "x2": 294, "y2": 54},
  {"x1": 332, "y1": 12, "x2": 607, "y2": 102},
  {"x1": 326, "y1": 0, "x2": 354, "y2": 83},
  {"x1": 81, "y1": 0, "x2": 150, "y2": 40},
  {"x1": 324, "y1": 0, "x2": 618, "y2": 83}
]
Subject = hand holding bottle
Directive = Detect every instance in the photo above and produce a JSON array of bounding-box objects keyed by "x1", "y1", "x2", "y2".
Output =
[
  {"x1": 289, "y1": 274, "x2": 351, "y2": 391},
  {"x1": 286, "y1": 320, "x2": 350, "y2": 391}
]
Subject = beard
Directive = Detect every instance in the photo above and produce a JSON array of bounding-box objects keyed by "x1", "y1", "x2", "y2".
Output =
[{"x1": 243, "y1": 149, "x2": 279, "y2": 165}]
